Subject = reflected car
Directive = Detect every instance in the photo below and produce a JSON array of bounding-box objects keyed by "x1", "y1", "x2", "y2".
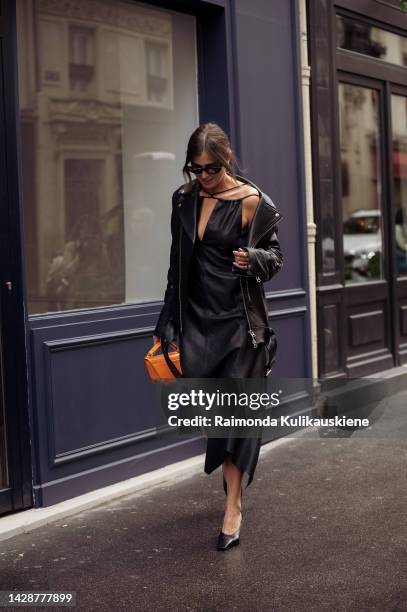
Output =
[{"x1": 343, "y1": 209, "x2": 382, "y2": 281}]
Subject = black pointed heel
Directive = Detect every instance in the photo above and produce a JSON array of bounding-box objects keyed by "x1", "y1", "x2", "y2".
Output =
[
  {"x1": 216, "y1": 511, "x2": 243, "y2": 551},
  {"x1": 216, "y1": 526, "x2": 241, "y2": 551}
]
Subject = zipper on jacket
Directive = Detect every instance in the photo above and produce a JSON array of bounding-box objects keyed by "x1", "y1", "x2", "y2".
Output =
[
  {"x1": 240, "y1": 276, "x2": 258, "y2": 348},
  {"x1": 241, "y1": 213, "x2": 282, "y2": 347},
  {"x1": 246, "y1": 276, "x2": 253, "y2": 306},
  {"x1": 178, "y1": 225, "x2": 183, "y2": 333}
]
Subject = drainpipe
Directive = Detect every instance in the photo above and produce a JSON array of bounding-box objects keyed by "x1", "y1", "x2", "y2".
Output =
[{"x1": 299, "y1": 0, "x2": 319, "y2": 381}]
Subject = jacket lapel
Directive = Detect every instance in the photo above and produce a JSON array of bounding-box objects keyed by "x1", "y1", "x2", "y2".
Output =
[
  {"x1": 233, "y1": 174, "x2": 282, "y2": 247},
  {"x1": 175, "y1": 179, "x2": 199, "y2": 244},
  {"x1": 175, "y1": 174, "x2": 282, "y2": 247},
  {"x1": 247, "y1": 192, "x2": 282, "y2": 247}
]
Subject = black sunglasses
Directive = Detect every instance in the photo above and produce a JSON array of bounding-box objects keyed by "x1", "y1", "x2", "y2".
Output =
[{"x1": 186, "y1": 163, "x2": 223, "y2": 175}]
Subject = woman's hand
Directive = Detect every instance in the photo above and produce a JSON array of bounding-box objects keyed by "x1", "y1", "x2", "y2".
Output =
[
  {"x1": 232, "y1": 247, "x2": 249, "y2": 270},
  {"x1": 153, "y1": 334, "x2": 160, "y2": 344}
]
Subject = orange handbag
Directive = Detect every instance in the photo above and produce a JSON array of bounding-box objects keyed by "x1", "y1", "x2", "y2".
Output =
[{"x1": 144, "y1": 340, "x2": 183, "y2": 383}]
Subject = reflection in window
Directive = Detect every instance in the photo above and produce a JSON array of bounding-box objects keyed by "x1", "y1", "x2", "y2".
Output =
[
  {"x1": 339, "y1": 83, "x2": 384, "y2": 284},
  {"x1": 336, "y1": 14, "x2": 407, "y2": 69},
  {"x1": 146, "y1": 40, "x2": 170, "y2": 105},
  {"x1": 69, "y1": 25, "x2": 96, "y2": 95},
  {"x1": 16, "y1": 0, "x2": 198, "y2": 314},
  {"x1": 391, "y1": 95, "x2": 407, "y2": 277}
]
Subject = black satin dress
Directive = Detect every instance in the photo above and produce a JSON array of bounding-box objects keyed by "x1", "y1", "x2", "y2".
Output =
[{"x1": 179, "y1": 194, "x2": 266, "y2": 488}]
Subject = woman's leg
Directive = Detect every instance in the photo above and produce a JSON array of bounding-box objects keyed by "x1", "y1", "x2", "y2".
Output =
[
  {"x1": 217, "y1": 339, "x2": 266, "y2": 533},
  {"x1": 221, "y1": 452, "x2": 243, "y2": 534}
]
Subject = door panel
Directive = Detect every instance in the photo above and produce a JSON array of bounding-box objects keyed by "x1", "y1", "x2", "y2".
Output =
[
  {"x1": 338, "y1": 77, "x2": 394, "y2": 375},
  {"x1": 0, "y1": 0, "x2": 33, "y2": 516},
  {"x1": 391, "y1": 94, "x2": 407, "y2": 278},
  {"x1": 391, "y1": 91, "x2": 407, "y2": 365},
  {"x1": 0, "y1": 346, "x2": 12, "y2": 513},
  {"x1": 340, "y1": 82, "x2": 384, "y2": 284}
]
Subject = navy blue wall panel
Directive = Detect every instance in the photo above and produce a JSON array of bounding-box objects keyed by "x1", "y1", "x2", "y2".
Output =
[
  {"x1": 29, "y1": 306, "x2": 206, "y2": 506},
  {"x1": 233, "y1": 0, "x2": 310, "y2": 374},
  {"x1": 234, "y1": 0, "x2": 306, "y2": 292}
]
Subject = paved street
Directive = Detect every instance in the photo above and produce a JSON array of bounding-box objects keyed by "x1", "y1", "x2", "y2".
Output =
[{"x1": 1, "y1": 389, "x2": 406, "y2": 611}]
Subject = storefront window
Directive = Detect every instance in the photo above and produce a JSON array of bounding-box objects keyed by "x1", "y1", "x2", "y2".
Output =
[
  {"x1": 336, "y1": 14, "x2": 407, "y2": 69},
  {"x1": 16, "y1": 0, "x2": 198, "y2": 314},
  {"x1": 338, "y1": 83, "x2": 384, "y2": 284},
  {"x1": 391, "y1": 94, "x2": 407, "y2": 277}
]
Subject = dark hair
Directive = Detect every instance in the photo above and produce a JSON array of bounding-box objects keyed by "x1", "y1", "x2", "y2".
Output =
[{"x1": 182, "y1": 122, "x2": 243, "y2": 184}]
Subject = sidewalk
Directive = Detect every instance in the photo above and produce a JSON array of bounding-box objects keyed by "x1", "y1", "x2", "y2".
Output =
[{"x1": 0, "y1": 390, "x2": 406, "y2": 611}]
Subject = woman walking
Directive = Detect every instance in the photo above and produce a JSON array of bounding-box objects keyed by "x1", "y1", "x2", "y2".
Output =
[{"x1": 153, "y1": 122, "x2": 284, "y2": 550}]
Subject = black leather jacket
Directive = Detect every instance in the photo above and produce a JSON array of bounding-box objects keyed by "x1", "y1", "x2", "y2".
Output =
[{"x1": 154, "y1": 174, "x2": 284, "y2": 374}]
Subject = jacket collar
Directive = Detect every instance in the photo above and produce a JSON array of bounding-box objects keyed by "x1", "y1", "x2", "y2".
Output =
[{"x1": 176, "y1": 174, "x2": 282, "y2": 247}]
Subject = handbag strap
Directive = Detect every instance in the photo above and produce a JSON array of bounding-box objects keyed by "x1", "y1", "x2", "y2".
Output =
[
  {"x1": 161, "y1": 339, "x2": 183, "y2": 378},
  {"x1": 147, "y1": 341, "x2": 163, "y2": 358}
]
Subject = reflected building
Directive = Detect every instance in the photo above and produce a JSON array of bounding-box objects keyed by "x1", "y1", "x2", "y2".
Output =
[{"x1": 17, "y1": 0, "x2": 194, "y2": 313}]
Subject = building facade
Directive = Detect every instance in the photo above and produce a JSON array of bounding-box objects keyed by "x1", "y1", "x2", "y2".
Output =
[
  {"x1": 3, "y1": 0, "x2": 406, "y2": 520},
  {"x1": 0, "y1": 0, "x2": 309, "y2": 516},
  {"x1": 308, "y1": 0, "x2": 407, "y2": 377}
]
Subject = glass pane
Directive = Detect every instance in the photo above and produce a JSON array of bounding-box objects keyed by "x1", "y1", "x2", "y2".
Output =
[
  {"x1": 336, "y1": 14, "x2": 407, "y2": 69},
  {"x1": 339, "y1": 83, "x2": 384, "y2": 284},
  {"x1": 16, "y1": 0, "x2": 198, "y2": 314},
  {"x1": 391, "y1": 94, "x2": 407, "y2": 277}
]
